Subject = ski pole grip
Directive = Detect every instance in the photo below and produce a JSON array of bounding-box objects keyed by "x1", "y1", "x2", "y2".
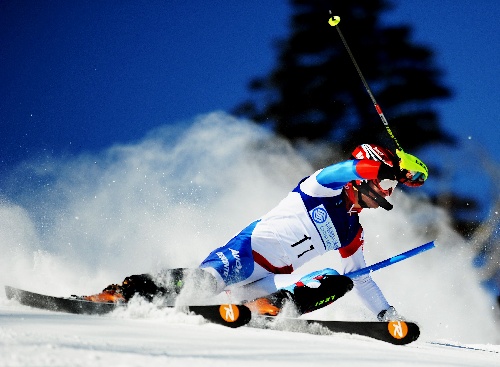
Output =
[{"x1": 328, "y1": 16, "x2": 341, "y2": 27}]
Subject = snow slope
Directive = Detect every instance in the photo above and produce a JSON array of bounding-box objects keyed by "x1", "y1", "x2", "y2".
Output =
[
  {"x1": 1, "y1": 113, "x2": 499, "y2": 365},
  {"x1": 1, "y1": 303, "x2": 499, "y2": 367}
]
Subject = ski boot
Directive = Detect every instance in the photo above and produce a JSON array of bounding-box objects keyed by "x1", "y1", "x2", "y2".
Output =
[
  {"x1": 82, "y1": 283, "x2": 126, "y2": 303},
  {"x1": 244, "y1": 289, "x2": 292, "y2": 316},
  {"x1": 81, "y1": 268, "x2": 217, "y2": 304},
  {"x1": 82, "y1": 272, "x2": 181, "y2": 303}
]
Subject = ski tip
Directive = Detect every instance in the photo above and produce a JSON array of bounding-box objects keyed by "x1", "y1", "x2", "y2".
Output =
[
  {"x1": 218, "y1": 304, "x2": 252, "y2": 327},
  {"x1": 387, "y1": 321, "x2": 420, "y2": 345}
]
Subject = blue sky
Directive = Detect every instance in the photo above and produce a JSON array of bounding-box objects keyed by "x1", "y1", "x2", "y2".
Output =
[
  {"x1": 0, "y1": 1, "x2": 289, "y2": 166},
  {"x1": 385, "y1": 1, "x2": 500, "y2": 218},
  {"x1": 1, "y1": 1, "x2": 499, "y2": 217},
  {"x1": 389, "y1": 1, "x2": 500, "y2": 155}
]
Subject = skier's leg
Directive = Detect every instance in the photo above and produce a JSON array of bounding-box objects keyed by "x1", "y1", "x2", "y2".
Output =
[
  {"x1": 127, "y1": 268, "x2": 217, "y2": 301},
  {"x1": 134, "y1": 220, "x2": 260, "y2": 304},
  {"x1": 84, "y1": 268, "x2": 218, "y2": 303},
  {"x1": 242, "y1": 268, "x2": 353, "y2": 315},
  {"x1": 152, "y1": 267, "x2": 218, "y2": 304},
  {"x1": 198, "y1": 221, "x2": 259, "y2": 291},
  {"x1": 85, "y1": 221, "x2": 259, "y2": 304},
  {"x1": 288, "y1": 269, "x2": 353, "y2": 314}
]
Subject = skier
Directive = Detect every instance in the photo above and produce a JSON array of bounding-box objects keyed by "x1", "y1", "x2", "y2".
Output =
[{"x1": 84, "y1": 143, "x2": 427, "y2": 321}]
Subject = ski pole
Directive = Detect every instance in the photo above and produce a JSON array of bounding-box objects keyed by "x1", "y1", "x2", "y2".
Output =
[
  {"x1": 328, "y1": 14, "x2": 428, "y2": 181},
  {"x1": 328, "y1": 14, "x2": 402, "y2": 151},
  {"x1": 344, "y1": 241, "x2": 436, "y2": 278}
]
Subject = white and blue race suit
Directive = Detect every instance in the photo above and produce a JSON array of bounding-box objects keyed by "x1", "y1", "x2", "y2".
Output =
[{"x1": 200, "y1": 159, "x2": 391, "y2": 315}]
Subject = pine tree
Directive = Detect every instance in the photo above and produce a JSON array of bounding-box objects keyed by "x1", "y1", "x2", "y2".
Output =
[
  {"x1": 235, "y1": 0, "x2": 452, "y2": 154},
  {"x1": 235, "y1": 0, "x2": 482, "y2": 237}
]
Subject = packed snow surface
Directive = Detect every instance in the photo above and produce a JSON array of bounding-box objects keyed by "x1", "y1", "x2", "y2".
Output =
[{"x1": 1, "y1": 304, "x2": 499, "y2": 367}]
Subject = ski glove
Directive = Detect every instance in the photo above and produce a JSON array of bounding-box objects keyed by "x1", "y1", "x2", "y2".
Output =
[
  {"x1": 377, "y1": 306, "x2": 404, "y2": 322},
  {"x1": 377, "y1": 161, "x2": 409, "y2": 183}
]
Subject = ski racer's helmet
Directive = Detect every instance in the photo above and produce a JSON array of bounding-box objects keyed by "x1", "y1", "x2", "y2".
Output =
[
  {"x1": 350, "y1": 144, "x2": 398, "y2": 210},
  {"x1": 351, "y1": 144, "x2": 397, "y2": 169}
]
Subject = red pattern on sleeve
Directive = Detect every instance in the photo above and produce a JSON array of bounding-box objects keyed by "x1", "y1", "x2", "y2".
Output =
[{"x1": 354, "y1": 160, "x2": 381, "y2": 180}]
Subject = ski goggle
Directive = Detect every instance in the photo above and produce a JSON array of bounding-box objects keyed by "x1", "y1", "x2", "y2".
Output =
[
  {"x1": 395, "y1": 149, "x2": 428, "y2": 187},
  {"x1": 402, "y1": 170, "x2": 426, "y2": 187},
  {"x1": 409, "y1": 171, "x2": 425, "y2": 182}
]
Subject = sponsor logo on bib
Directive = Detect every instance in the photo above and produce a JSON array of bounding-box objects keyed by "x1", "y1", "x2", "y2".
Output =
[{"x1": 309, "y1": 204, "x2": 341, "y2": 250}]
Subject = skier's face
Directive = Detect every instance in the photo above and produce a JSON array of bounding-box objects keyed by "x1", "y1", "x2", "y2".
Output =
[
  {"x1": 359, "y1": 180, "x2": 391, "y2": 208},
  {"x1": 374, "y1": 178, "x2": 397, "y2": 196}
]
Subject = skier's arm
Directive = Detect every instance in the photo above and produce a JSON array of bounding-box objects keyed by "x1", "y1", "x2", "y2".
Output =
[
  {"x1": 341, "y1": 246, "x2": 392, "y2": 316},
  {"x1": 315, "y1": 159, "x2": 397, "y2": 189}
]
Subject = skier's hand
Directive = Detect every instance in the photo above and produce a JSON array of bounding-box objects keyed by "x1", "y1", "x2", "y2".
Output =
[{"x1": 377, "y1": 306, "x2": 405, "y2": 322}]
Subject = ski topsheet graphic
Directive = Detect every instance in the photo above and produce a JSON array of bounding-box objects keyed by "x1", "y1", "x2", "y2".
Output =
[
  {"x1": 4, "y1": 286, "x2": 251, "y2": 328},
  {"x1": 257, "y1": 316, "x2": 420, "y2": 345}
]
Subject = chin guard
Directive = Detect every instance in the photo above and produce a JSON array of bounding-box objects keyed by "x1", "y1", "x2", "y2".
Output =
[{"x1": 356, "y1": 181, "x2": 393, "y2": 211}]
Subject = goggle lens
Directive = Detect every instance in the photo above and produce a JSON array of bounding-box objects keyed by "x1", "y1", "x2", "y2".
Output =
[{"x1": 409, "y1": 171, "x2": 425, "y2": 183}]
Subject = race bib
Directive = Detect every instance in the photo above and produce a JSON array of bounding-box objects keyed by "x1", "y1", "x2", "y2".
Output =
[{"x1": 309, "y1": 204, "x2": 341, "y2": 251}]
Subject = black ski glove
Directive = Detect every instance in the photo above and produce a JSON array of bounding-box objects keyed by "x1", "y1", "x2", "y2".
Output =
[{"x1": 377, "y1": 162, "x2": 407, "y2": 182}]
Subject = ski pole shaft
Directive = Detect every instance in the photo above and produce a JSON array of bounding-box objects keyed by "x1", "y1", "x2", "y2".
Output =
[
  {"x1": 328, "y1": 15, "x2": 404, "y2": 152},
  {"x1": 344, "y1": 241, "x2": 436, "y2": 278}
]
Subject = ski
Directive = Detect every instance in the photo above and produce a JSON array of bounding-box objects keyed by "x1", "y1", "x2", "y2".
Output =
[
  {"x1": 4, "y1": 285, "x2": 251, "y2": 328},
  {"x1": 256, "y1": 316, "x2": 420, "y2": 345},
  {"x1": 5, "y1": 285, "x2": 419, "y2": 343}
]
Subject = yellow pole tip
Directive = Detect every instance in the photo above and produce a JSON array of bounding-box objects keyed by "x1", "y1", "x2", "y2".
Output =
[{"x1": 328, "y1": 16, "x2": 340, "y2": 27}]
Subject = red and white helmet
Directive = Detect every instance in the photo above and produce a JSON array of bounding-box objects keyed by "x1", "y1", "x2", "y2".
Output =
[
  {"x1": 351, "y1": 144, "x2": 396, "y2": 168},
  {"x1": 351, "y1": 143, "x2": 399, "y2": 196},
  {"x1": 349, "y1": 144, "x2": 400, "y2": 211}
]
